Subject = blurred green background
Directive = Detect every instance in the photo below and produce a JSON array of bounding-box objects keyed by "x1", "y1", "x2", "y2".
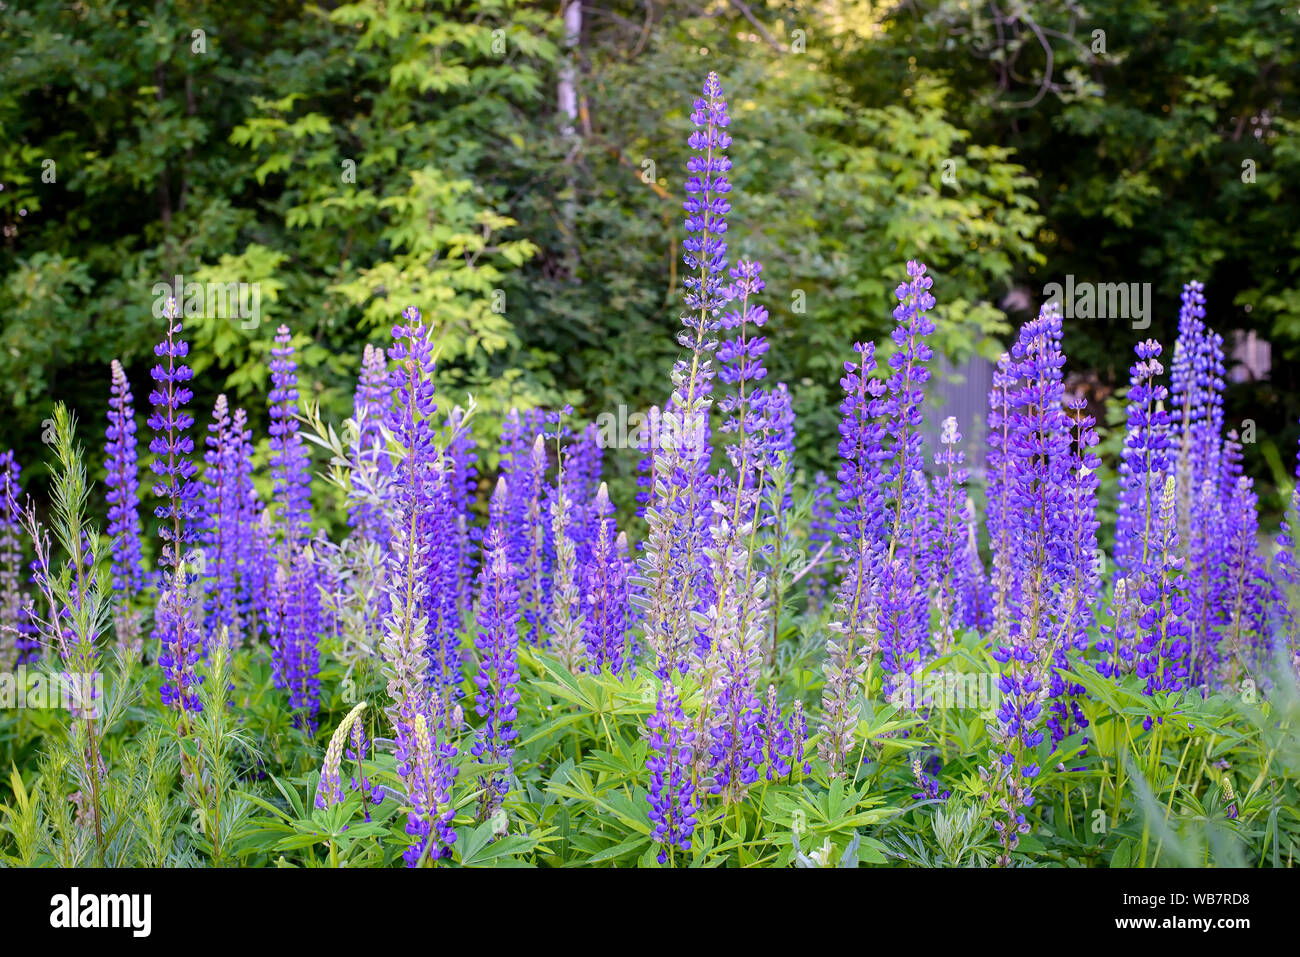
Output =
[{"x1": 2, "y1": 0, "x2": 1297, "y2": 517}]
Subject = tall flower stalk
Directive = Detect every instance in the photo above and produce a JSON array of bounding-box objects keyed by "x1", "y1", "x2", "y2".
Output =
[
  {"x1": 267, "y1": 326, "x2": 321, "y2": 729},
  {"x1": 472, "y1": 480, "x2": 522, "y2": 819},
  {"x1": 819, "y1": 342, "x2": 884, "y2": 779},
  {"x1": 148, "y1": 299, "x2": 203, "y2": 718},
  {"x1": 636, "y1": 71, "x2": 730, "y2": 678},
  {"x1": 378, "y1": 308, "x2": 459, "y2": 865},
  {"x1": 877, "y1": 262, "x2": 937, "y2": 695},
  {"x1": 985, "y1": 303, "x2": 1073, "y2": 863},
  {"x1": 581, "y1": 483, "x2": 630, "y2": 675},
  {"x1": 0, "y1": 450, "x2": 37, "y2": 667},
  {"x1": 646, "y1": 680, "x2": 698, "y2": 865},
  {"x1": 104, "y1": 360, "x2": 146, "y2": 622}
]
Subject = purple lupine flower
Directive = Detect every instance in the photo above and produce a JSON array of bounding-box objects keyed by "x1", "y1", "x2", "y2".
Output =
[
  {"x1": 349, "y1": 343, "x2": 394, "y2": 545},
  {"x1": 716, "y1": 258, "x2": 770, "y2": 490},
  {"x1": 1183, "y1": 476, "x2": 1227, "y2": 686},
  {"x1": 875, "y1": 261, "x2": 937, "y2": 695},
  {"x1": 1170, "y1": 281, "x2": 1225, "y2": 526},
  {"x1": 472, "y1": 480, "x2": 523, "y2": 814},
  {"x1": 385, "y1": 309, "x2": 440, "y2": 536},
  {"x1": 636, "y1": 73, "x2": 731, "y2": 677},
  {"x1": 148, "y1": 300, "x2": 204, "y2": 714},
  {"x1": 581, "y1": 482, "x2": 630, "y2": 674},
  {"x1": 269, "y1": 326, "x2": 314, "y2": 544},
  {"x1": 1170, "y1": 282, "x2": 1227, "y2": 672},
  {"x1": 517, "y1": 433, "x2": 550, "y2": 646},
  {"x1": 562, "y1": 422, "x2": 603, "y2": 569},
  {"x1": 709, "y1": 257, "x2": 788, "y2": 668},
  {"x1": 791, "y1": 699, "x2": 812, "y2": 775},
  {"x1": 267, "y1": 326, "x2": 321, "y2": 728},
  {"x1": 750, "y1": 382, "x2": 798, "y2": 567},
  {"x1": 1216, "y1": 475, "x2": 1268, "y2": 689},
  {"x1": 445, "y1": 405, "x2": 480, "y2": 598},
  {"x1": 820, "y1": 341, "x2": 885, "y2": 778},
  {"x1": 881, "y1": 262, "x2": 937, "y2": 536},
  {"x1": 750, "y1": 383, "x2": 798, "y2": 666},
  {"x1": 0, "y1": 451, "x2": 38, "y2": 666},
  {"x1": 1219, "y1": 429, "x2": 1245, "y2": 506},
  {"x1": 1045, "y1": 393, "x2": 1101, "y2": 747},
  {"x1": 347, "y1": 716, "x2": 373, "y2": 820},
  {"x1": 761, "y1": 685, "x2": 794, "y2": 780},
  {"x1": 929, "y1": 416, "x2": 969, "y2": 653},
  {"x1": 403, "y1": 711, "x2": 459, "y2": 866},
  {"x1": 379, "y1": 306, "x2": 458, "y2": 863},
  {"x1": 1000, "y1": 303, "x2": 1071, "y2": 622},
  {"x1": 499, "y1": 408, "x2": 546, "y2": 565},
  {"x1": 1115, "y1": 340, "x2": 1172, "y2": 582},
  {"x1": 232, "y1": 408, "x2": 268, "y2": 638},
  {"x1": 231, "y1": 409, "x2": 270, "y2": 641},
  {"x1": 633, "y1": 405, "x2": 665, "y2": 522},
  {"x1": 911, "y1": 757, "x2": 951, "y2": 802},
  {"x1": 105, "y1": 360, "x2": 146, "y2": 600},
  {"x1": 499, "y1": 413, "x2": 553, "y2": 647},
  {"x1": 646, "y1": 680, "x2": 698, "y2": 865},
  {"x1": 985, "y1": 351, "x2": 1020, "y2": 641},
  {"x1": 985, "y1": 303, "x2": 1073, "y2": 863},
  {"x1": 681, "y1": 71, "x2": 733, "y2": 339},
  {"x1": 1134, "y1": 477, "x2": 1193, "y2": 712},
  {"x1": 955, "y1": 498, "x2": 993, "y2": 634},
  {"x1": 200, "y1": 395, "x2": 247, "y2": 645},
  {"x1": 381, "y1": 312, "x2": 461, "y2": 709},
  {"x1": 694, "y1": 492, "x2": 765, "y2": 763},
  {"x1": 706, "y1": 626, "x2": 764, "y2": 803}
]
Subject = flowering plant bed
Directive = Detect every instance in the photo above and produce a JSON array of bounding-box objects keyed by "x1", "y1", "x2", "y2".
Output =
[{"x1": 0, "y1": 74, "x2": 1296, "y2": 870}]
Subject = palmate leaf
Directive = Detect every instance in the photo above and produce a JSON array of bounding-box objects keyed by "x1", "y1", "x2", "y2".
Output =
[
  {"x1": 454, "y1": 818, "x2": 541, "y2": 867},
  {"x1": 545, "y1": 764, "x2": 652, "y2": 839}
]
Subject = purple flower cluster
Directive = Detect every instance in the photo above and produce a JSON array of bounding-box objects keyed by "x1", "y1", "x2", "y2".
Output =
[
  {"x1": 12, "y1": 71, "x2": 1291, "y2": 873},
  {"x1": 636, "y1": 73, "x2": 736, "y2": 678},
  {"x1": 646, "y1": 680, "x2": 698, "y2": 865},
  {"x1": 0, "y1": 451, "x2": 37, "y2": 665},
  {"x1": 471, "y1": 482, "x2": 523, "y2": 814},
  {"x1": 200, "y1": 395, "x2": 265, "y2": 647},
  {"x1": 348, "y1": 343, "x2": 394, "y2": 546},
  {"x1": 376, "y1": 307, "x2": 461, "y2": 863},
  {"x1": 1133, "y1": 477, "x2": 1193, "y2": 707},
  {"x1": 148, "y1": 301, "x2": 204, "y2": 715},
  {"x1": 1114, "y1": 340, "x2": 1172, "y2": 581},
  {"x1": 267, "y1": 326, "x2": 321, "y2": 728},
  {"x1": 105, "y1": 360, "x2": 146, "y2": 600},
  {"x1": 581, "y1": 483, "x2": 631, "y2": 674},
  {"x1": 818, "y1": 341, "x2": 884, "y2": 778},
  {"x1": 983, "y1": 304, "x2": 1078, "y2": 857},
  {"x1": 760, "y1": 685, "x2": 812, "y2": 780},
  {"x1": 875, "y1": 262, "x2": 938, "y2": 694}
]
